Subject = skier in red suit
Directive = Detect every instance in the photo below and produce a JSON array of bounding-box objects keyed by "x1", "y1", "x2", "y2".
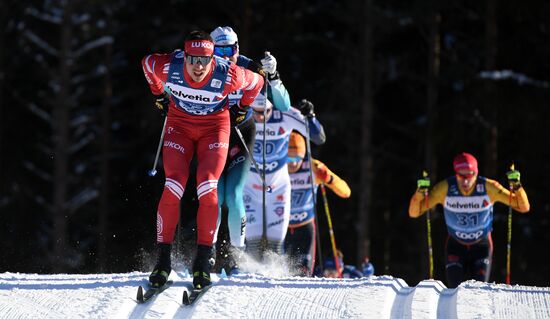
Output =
[{"x1": 141, "y1": 30, "x2": 264, "y2": 289}]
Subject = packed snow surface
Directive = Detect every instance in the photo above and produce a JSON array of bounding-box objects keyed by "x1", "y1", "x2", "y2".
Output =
[{"x1": 1, "y1": 271, "x2": 550, "y2": 319}]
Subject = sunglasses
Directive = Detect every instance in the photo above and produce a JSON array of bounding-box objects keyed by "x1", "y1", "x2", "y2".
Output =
[
  {"x1": 456, "y1": 171, "x2": 476, "y2": 179},
  {"x1": 287, "y1": 156, "x2": 304, "y2": 163},
  {"x1": 186, "y1": 55, "x2": 212, "y2": 65},
  {"x1": 214, "y1": 45, "x2": 238, "y2": 58}
]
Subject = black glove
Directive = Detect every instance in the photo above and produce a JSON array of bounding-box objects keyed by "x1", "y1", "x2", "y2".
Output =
[
  {"x1": 154, "y1": 92, "x2": 171, "y2": 116},
  {"x1": 230, "y1": 103, "x2": 248, "y2": 126},
  {"x1": 298, "y1": 99, "x2": 315, "y2": 117},
  {"x1": 507, "y1": 169, "x2": 522, "y2": 191}
]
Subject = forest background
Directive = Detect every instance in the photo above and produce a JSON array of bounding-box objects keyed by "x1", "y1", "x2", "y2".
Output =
[{"x1": 1, "y1": 0, "x2": 549, "y2": 287}]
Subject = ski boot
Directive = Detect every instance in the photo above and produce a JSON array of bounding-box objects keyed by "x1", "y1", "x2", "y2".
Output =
[
  {"x1": 227, "y1": 246, "x2": 245, "y2": 275},
  {"x1": 149, "y1": 243, "x2": 172, "y2": 288},
  {"x1": 193, "y1": 245, "x2": 215, "y2": 289}
]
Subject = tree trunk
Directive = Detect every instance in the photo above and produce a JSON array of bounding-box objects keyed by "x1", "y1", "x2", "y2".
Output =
[
  {"x1": 357, "y1": 0, "x2": 374, "y2": 263},
  {"x1": 98, "y1": 6, "x2": 113, "y2": 272},
  {"x1": 484, "y1": 0, "x2": 498, "y2": 177},
  {"x1": 51, "y1": 1, "x2": 74, "y2": 272},
  {"x1": 425, "y1": 12, "x2": 440, "y2": 180}
]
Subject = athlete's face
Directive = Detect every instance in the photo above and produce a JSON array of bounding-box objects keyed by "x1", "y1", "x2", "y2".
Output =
[
  {"x1": 185, "y1": 55, "x2": 212, "y2": 82},
  {"x1": 456, "y1": 169, "x2": 477, "y2": 192},
  {"x1": 287, "y1": 153, "x2": 304, "y2": 173},
  {"x1": 253, "y1": 108, "x2": 273, "y2": 123}
]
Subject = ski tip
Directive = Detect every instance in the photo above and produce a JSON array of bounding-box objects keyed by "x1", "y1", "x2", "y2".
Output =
[
  {"x1": 136, "y1": 286, "x2": 144, "y2": 303},
  {"x1": 182, "y1": 290, "x2": 190, "y2": 305},
  {"x1": 220, "y1": 268, "x2": 227, "y2": 278}
]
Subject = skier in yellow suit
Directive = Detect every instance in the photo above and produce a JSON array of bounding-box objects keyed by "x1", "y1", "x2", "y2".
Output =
[
  {"x1": 408, "y1": 152, "x2": 530, "y2": 287},
  {"x1": 285, "y1": 131, "x2": 351, "y2": 276}
]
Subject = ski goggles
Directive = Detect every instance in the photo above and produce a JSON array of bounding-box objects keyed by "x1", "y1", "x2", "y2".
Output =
[
  {"x1": 214, "y1": 45, "x2": 238, "y2": 58},
  {"x1": 456, "y1": 171, "x2": 476, "y2": 179},
  {"x1": 287, "y1": 156, "x2": 304, "y2": 163},
  {"x1": 186, "y1": 55, "x2": 212, "y2": 65}
]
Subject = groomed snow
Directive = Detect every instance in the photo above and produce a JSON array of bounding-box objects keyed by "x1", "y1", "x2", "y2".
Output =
[{"x1": 1, "y1": 271, "x2": 550, "y2": 319}]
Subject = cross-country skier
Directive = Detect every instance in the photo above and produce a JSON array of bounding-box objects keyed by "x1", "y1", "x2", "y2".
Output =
[
  {"x1": 243, "y1": 99, "x2": 325, "y2": 262},
  {"x1": 284, "y1": 131, "x2": 351, "y2": 276},
  {"x1": 316, "y1": 250, "x2": 362, "y2": 278},
  {"x1": 141, "y1": 30, "x2": 264, "y2": 289},
  {"x1": 209, "y1": 26, "x2": 291, "y2": 274},
  {"x1": 408, "y1": 152, "x2": 530, "y2": 288}
]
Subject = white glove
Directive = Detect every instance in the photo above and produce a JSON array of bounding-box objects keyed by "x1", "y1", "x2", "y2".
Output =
[{"x1": 261, "y1": 53, "x2": 277, "y2": 76}]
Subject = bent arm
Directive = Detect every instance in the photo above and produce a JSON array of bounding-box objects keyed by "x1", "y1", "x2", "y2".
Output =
[
  {"x1": 141, "y1": 54, "x2": 170, "y2": 95},
  {"x1": 486, "y1": 178, "x2": 530, "y2": 213},
  {"x1": 226, "y1": 64, "x2": 265, "y2": 106},
  {"x1": 408, "y1": 179, "x2": 447, "y2": 218},
  {"x1": 314, "y1": 160, "x2": 351, "y2": 198},
  {"x1": 268, "y1": 79, "x2": 291, "y2": 111}
]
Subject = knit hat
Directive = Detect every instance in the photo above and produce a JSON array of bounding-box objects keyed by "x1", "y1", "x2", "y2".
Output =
[
  {"x1": 288, "y1": 132, "x2": 306, "y2": 158},
  {"x1": 453, "y1": 152, "x2": 478, "y2": 173},
  {"x1": 210, "y1": 26, "x2": 238, "y2": 46}
]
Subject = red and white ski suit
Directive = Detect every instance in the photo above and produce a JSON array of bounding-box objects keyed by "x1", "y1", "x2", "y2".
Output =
[{"x1": 142, "y1": 51, "x2": 263, "y2": 246}]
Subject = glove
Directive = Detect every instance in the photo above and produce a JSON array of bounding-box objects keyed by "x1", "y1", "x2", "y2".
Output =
[
  {"x1": 507, "y1": 169, "x2": 522, "y2": 191},
  {"x1": 154, "y1": 92, "x2": 171, "y2": 116},
  {"x1": 261, "y1": 53, "x2": 277, "y2": 79},
  {"x1": 298, "y1": 99, "x2": 315, "y2": 117},
  {"x1": 230, "y1": 103, "x2": 248, "y2": 126},
  {"x1": 316, "y1": 163, "x2": 332, "y2": 184},
  {"x1": 417, "y1": 177, "x2": 430, "y2": 193}
]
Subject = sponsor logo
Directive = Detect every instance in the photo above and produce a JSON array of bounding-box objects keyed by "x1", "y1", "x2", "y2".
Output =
[
  {"x1": 164, "y1": 141, "x2": 185, "y2": 154},
  {"x1": 191, "y1": 41, "x2": 214, "y2": 49},
  {"x1": 175, "y1": 51, "x2": 184, "y2": 58},
  {"x1": 257, "y1": 129, "x2": 277, "y2": 136},
  {"x1": 228, "y1": 155, "x2": 246, "y2": 170},
  {"x1": 290, "y1": 212, "x2": 308, "y2": 222},
  {"x1": 240, "y1": 217, "x2": 246, "y2": 235},
  {"x1": 277, "y1": 194, "x2": 284, "y2": 201},
  {"x1": 252, "y1": 184, "x2": 273, "y2": 192},
  {"x1": 257, "y1": 161, "x2": 278, "y2": 172},
  {"x1": 291, "y1": 179, "x2": 308, "y2": 186},
  {"x1": 476, "y1": 184, "x2": 485, "y2": 192},
  {"x1": 274, "y1": 206, "x2": 284, "y2": 217},
  {"x1": 268, "y1": 218, "x2": 284, "y2": 228},
  {"x1": 211, "y1": 79, "x2": 222, "y2": 89},
  {"x1": 243, "y1": 194, "x2": 252, "y2": 204},
  {"x1": 209, "y1": 142, "x2": 229, "y2": 150},
  {"x1": 455, "y1": 230, "x2": 484, "y2": 241},
  {"x1": 482, "y1": 199, "x2": 490, "y2": 207},
  {"x1": 446, "y1": 200, "x2": 481, "y2": 210},
  {"x1": 171, "y1": 90, "x2": 212, "y2": 102},
  {"x1": 167, "y1": 127, "x2": 174, "y2": 134},
  {"x1": 247, "y1": 214, "x2": 256, "y2": 224},
  {"x1": 278, "y1": 127, "x2": 285, "y2": 135}
]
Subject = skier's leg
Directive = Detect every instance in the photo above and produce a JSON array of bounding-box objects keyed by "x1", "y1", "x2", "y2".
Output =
[
  {"x1": 471, "y1": 234, "x2": 493, "y2": 283},
  {"x1": 445, "y1": 236, "x2": 467, "y2": 288},
  {"x1": 192, "y1": 115, "x2": 230, "y2": 288},
  {"x1": 150, "y1": 121, "x2": 194, "y2": 286},
  {"x1": 265, "y1": 170, "x2": 291, "y2": 255},
  {"x1": 243, "y1": 172, "x2": 264, "y2": 262}
]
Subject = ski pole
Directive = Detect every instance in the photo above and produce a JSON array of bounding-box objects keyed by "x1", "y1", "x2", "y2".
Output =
[
  {"x1": 423, "y1": 170, "x2": 434, "y2": 279},
  {"x1": 304, "y1": 119, "x2": 323, "y2": 274},
  {"x1": 506, "y1": 162, "x2": 515, "y2": 285},
  {"x1": 320, "y1": 184, "x2": 342, "y2": 277},
  {"x1": 148, "y1": 116, "x2": 168, "y2": 176},
  {"x1": 234, "y1": 125, "x2": 264, "y2": 185},
  {"x1": 261, "y1": 55, "x2": 269, "y2": 253}
]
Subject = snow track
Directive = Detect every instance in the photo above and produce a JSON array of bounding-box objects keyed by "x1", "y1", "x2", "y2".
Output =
[{"x1": 1, "y1": 272, "x2": 550, "y2": 318}]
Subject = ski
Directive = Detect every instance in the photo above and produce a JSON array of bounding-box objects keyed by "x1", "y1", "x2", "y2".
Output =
[
  {"x1": 136, "y1": 280, "x2": 173, "y2": 303},
  {"x1": 182, "y1": 285, "x2": 212, "y2": 306}
]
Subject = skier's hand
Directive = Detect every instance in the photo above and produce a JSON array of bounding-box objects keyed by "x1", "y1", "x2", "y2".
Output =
[
  {"x1": 261, "y1": 53, "x2": 278, "y2": 80},
  {"x1": 298, "y1": 99, "x2": 315, "y2": 117},
  {"x1": 417, "y1": 177, "x2": 430, "y2": 193},
  {"x1": 507, "y1": 169, "x2": 522, "y2": 191},
  {"x1": 230, "y1": 103, "x2": 248, "y2": 126},
  {"x1": 316, "y1": 163, "x2": 332, "y2": 184},
  {"x1": 154, "y1": 92, "x2": 171, "y2": 117}
]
